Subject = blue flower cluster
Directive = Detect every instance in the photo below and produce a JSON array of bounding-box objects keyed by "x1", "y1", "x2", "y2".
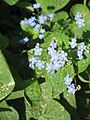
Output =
[
  {"x1": 20, "y1": 3, "x2": 54, "y2": 40},
  {"x1": 69, "y1": 38, "x2": 86, "y2": 60},
  {"x1": 75, "y1": 12, "x2": 85, "y2": 27},
  {"x1": 29, "y1": 41, "x2": 68, "y2": 74},
  {"x1": 77, "y1": 42, "x2": 86, "y2": 60},
  {"x1": 29, "y1": 43, "x2": 45, "y2": 70},
  {"x1": 46, "y1": 41, "x2": 68, "y2": 74},
  {"x1": 64, "y1": 74, "x2": 77, "y2": 94}
]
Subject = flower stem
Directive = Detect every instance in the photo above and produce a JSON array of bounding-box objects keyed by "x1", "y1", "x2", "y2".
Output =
[{"x1": 84, "y1": 0, "x2": 87, "y2": 5}]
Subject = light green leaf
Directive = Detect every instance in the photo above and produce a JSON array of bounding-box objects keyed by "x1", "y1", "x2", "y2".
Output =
[
  {"x1": 46, "y1": 64, "x2": 75, "y2": 98},
  {"x1": 25, "y1": 80, "x2": 42, "y2": 106},
  {"x1": 76, "y1": 58, "x2": 89, "y2": 73},
  {"x1": 0, "y1": 101, "x2": 19, "y2": 120},
  {"x1": 25, "y1": 81, "x2": 71, "y2": 120},
  {"x1": 0, "y1": 33, "x2": 9, "y2": 49},
  {"x1": 0, "y1": 51, "x2": 15, "y2": 100},
  {"x1": 70, "y1": 4, "x2": 90, "y2": 18},
  {"x1": 54, "y1": 11, "x2": 69, "y2": 21},
  {"x1": 21, "y1": 24, "x2": 39, "y2": 39},
  {"x1": 39, "y1": 99, "x2": 70, "y2": 120},
  {"x1": 40, "y1": 82, "x2": 52, "y2": 101},
  {"x1": 78, "y1": 75, "x2": 90, "y2": 83},
  {"x1": 43, "y1": 32, "x2": 70, "y2": 49},
  {"x1": 3, "y1": 0, "x2": 19, "y2": 5},
  {"x1": 36, "y1": 0, "x2": 70, "y2": 14},
  {"x1": 6, "y1": 90, "x2": 24, "y2": 100}
]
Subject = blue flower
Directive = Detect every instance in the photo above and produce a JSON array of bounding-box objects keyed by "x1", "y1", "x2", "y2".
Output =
[
  {"x1": 38, "y1": 34, "x2": 44, "y2": 39},
  {"x1": 40, "y1": 29, "x2": 45, "y2": 34},
  {"x1": 64, "y1": 74, "x2": 72, "y2": 85},
  {"x1": 34, "y1": 43, "x2": 42, "y2": 56},
  {"x1": 38, "y1": 15, "x2": 47, "y2": 24},
  {"x1": 34, "y1": 24, "x2": 41, "y2": 31},
  {"x1": 19, "y1": 37, "x2": 29, "y2": 44},
  {"x1": 46, "y1": 62, "x2": 55, "y2": 74},
  {"x1": 69, "y1": 38, "x2": 77, "y2": 48},
  {"x1": 33, "y1": 3, "x2": 40, "y2": 9},
  {"x1": 75, "y1": 12, "x2": 85, "y2": 27},
  {"x1": 29, "y1": 57, "x2": 38, "y2": 69},
  {"x1": 48, "y1": 13, "x2": 55, "y2": 21},
  {"x1": 77, "y1": 42, "x2": 86, "y2": 60},
  {"x1": 67, "y1": 83, "x2": 77, "y2": 94},
  {"x1": 36, "y1": 60, "x2": 45, "y2": 69}
]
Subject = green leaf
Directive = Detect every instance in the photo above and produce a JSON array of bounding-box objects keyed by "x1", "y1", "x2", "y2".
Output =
[
  {"x1": 76, "y1": 58, "x2": 89, "y2": 73},
  {"x1": 60, "y1": 90, "x2": 80, "y2": 120},
  {"x1": 36, "y1": 0, "x2": 70, "y2": 14},
  {"x1": 0, "y1": 51, "x2": 15, "y2": 100},
  {"x1": 54, "y1": 11, "x2": 69, "y2": 21},
  {"x1": 3, "y1": 0, "x2": 19, "y2": 5},
  {"x1": 6, "y1": 90, "x2": 24, "y2": 100},
  {"x1": 9, "y1": 66, "x2": 32, "y2": 91},
  {"x1": 25, "y1": 81, "x2": 42, "y2": 106},
  {"x1": 39, "y1": 100, "x2": 70, "y2": 120},
  {"x1": 63, "y1": 90, "x2": 77, "y2": 108},
  {"x1": 40, "y1": 82, "x2": 52, "y2": 101},
  {"x1": 16, "y1": 2, "x2": 34, "y2": 11},
  {"x1": 70, "y1": 4, "x2": 90, "y2": 18},
  {"x1": 43, "y1": 32, "x2": 70, "y2": 49},
  {"x1": 46, "y1": 64, "x2": 75, "y2": 98},
  {"x1": 0, "y1": 33, "x2": 9, "y2": 49},
  {"x1": 78, "y1": 75, "x2": 90, "y2": 83},
  {"x1": 21, "y1": 23, "x2": 39, "y2": 39},
  {"x1": 25, "y1": 91, "x2": 70, "y2": 120},
  {"x1": 0, "y1": 101, "x2": 19, "y2": 120}
]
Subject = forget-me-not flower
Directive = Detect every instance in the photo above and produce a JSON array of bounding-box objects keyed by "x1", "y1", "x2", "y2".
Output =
[
  {"x1": 33, "y1": 3, "x2": 40, "y2": 9},
  {"x1": 34, "y1": 43, "x2": 42, "y2": 56},
  {"x1": 69, "y1": 38, "x2": 77, "y2": 48}
]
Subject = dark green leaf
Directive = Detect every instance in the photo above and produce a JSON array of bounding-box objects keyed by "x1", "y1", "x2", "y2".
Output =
[
  {"x1": 3, "y1": 0, "x2": 19, "y2": 5},
  {"x1": 0, "y1": 33, "x2": 9, "y2": 50}
]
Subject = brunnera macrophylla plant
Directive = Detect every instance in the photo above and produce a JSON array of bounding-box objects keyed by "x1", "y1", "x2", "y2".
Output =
[
  {"x1": 20, "y1": 3, "x2": 90, "y2": 91},
  {"x1": 19, "y1": 2, "x2": 90, "y2": 119},
  {"x1": 0, "y1": 0, "x2": 90, "y2": 120}
]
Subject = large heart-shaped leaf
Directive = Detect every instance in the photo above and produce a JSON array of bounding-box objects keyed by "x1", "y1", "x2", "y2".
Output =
[
  {"x1": 38, "y1": 99, "x2": 70, "y2": 120},
  {"x1": 25, "y1": 83, "x2": 70, "y2": 120},
  {"x1": 0, "y1": 101, "x2": 19, "y2": 120},
  {"x1": 46, "y1": 64, "x2": 75, "y2": 98},
  {"x1": 36, "y1": 0, "x2": 70, "y2": 14},
  {"x1": 0, "y1": 51, "x2": 15, "y2": 100}
]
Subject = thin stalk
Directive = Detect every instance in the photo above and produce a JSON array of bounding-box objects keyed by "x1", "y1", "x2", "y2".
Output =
[{"x1": 84, "y1": 0, "x2": 87, "y2": 5}]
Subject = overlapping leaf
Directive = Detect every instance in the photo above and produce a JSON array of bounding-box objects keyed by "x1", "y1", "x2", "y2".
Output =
[{"x1": 0, "y1": 51, "x2": 15, "y2": 100}]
